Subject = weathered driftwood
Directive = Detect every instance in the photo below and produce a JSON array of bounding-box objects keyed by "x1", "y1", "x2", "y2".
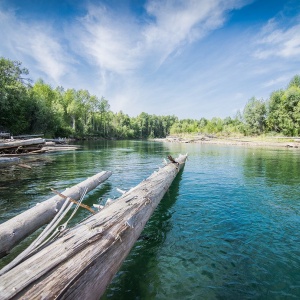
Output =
[
  {"x1": 0, "y1": 171, "x2": 112, "y2": 258},
  {"x1": 0, "y1": 138, "x2": 45, "y2": 150},
  {"x1": 42, "y1": 145, "x2": 79, "y2": 152},
  {"x1": 0, "y1": 154, "x2": 187, "y2": 300}
]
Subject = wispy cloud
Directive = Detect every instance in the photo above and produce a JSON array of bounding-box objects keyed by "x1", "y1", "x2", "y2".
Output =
[
  {"x1": 262, "y1": 75, "x2": 290, "y2": 88},
  {"x1": 72, "y1": 5, "x2": 141, "y2": 75},
  {"x1": 71, "y1": 0, "x2": 251, "y2": 75},
  {"x1": 254, "y1": 16, "x2": 300, "y2": 60},
  {"x1": 142, "y1": 0, "x2": 249, "y2": 66},
  {"x1": 0, "y1": 8, "x2": 72, "y2": 83},
  {"x1": 65, "y1": 0, "x2": 252, "y2": 114}
]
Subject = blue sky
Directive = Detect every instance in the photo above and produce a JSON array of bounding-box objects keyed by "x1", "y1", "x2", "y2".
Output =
[{"x1": 0, "y1": 0, "x2": 300, "y2": 119}]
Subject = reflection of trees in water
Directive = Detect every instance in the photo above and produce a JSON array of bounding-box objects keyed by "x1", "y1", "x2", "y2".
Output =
[
  {"x1": 243, "y1": 149, "x2": 300, "y2": 186},
  {"x1": 101, "y1": 170, "x2": 184, "y2": 300}
]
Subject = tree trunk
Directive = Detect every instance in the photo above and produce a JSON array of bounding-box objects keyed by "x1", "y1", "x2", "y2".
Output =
[
  {"x1": 72, "y1": 116, "x2": 76, "y2": 131},
  {"x1": 0, "y1": 171, "x2": 112, "y2": 258},
  {"x1": 0, "y1": 155, "x2": 187, "y2": 300}
]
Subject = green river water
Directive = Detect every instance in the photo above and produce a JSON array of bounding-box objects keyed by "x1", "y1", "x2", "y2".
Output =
[{"x1": 0, "y1": 140, "x2": 300, "y2": 299}]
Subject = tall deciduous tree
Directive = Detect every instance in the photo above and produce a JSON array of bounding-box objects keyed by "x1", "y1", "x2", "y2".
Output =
[
  {"x1": 0, "y1": 57, "x2": 31, "y2": 134},
  {"x1": 243, "y1": 97, "x2": 266, "y2": 134}
]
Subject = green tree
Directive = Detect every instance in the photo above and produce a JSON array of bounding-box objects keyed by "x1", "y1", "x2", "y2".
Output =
[
  {"x1": 288, "y1": 75, "x2": 300, "y2": 89},
  {"x1": 243, "y1": 97, "x2": 266, "y2": 134},
  {"x1": 0, "y1": 57, "x2": 31, "y2": 134}
]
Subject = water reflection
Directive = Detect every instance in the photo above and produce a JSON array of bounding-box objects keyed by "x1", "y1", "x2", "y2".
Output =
[
  {"x1": 243, "y1": 148, "x2": 300, "y2": 186},
  {"x1": 102, "y1": 170, "x2": 184, "y2": 299}
]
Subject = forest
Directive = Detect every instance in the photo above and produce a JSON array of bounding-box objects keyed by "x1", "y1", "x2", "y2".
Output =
[{"x1": 1, "y1": 57, "x2": 300, "y2": 139}]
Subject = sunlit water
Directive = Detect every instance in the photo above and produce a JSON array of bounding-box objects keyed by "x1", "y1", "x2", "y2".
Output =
[{"x1": 1, "y1": 141, "x2": 300, "y2": 299}]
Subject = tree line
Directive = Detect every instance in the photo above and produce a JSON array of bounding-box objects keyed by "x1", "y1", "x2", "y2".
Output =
[{"x1": 1, "y1": 57, "x2": 300, "y2": 138}]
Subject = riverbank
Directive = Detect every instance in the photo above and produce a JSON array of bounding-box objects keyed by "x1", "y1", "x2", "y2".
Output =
[{"x1": 155, "y1": 134, "x2": 300, "y2": 149}]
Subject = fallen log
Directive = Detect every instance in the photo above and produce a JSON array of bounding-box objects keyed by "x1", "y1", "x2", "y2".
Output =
[
  {"x1": 0, "y1": 149, "x2": 48, "y2": 157},
  {"x1": 42, "y1": 145, "x2": 79, "y2": 152},
  {"x1": 0, "y1": 138, "x2": 45, "y2": 150},
  {"x1": 0, "y1": 154, "x2": 187, "y2": 300},
  {"x1": 0, "y1": 171, "x2": 112, "y2": 258}
]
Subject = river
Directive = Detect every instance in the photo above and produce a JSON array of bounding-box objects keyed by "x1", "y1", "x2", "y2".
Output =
[{"x1": 1, "y1": 140, "x2": 300, "y2": 299}]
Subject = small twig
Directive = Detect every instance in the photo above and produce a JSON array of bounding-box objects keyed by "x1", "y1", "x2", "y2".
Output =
[{"x1": 51, "y1": 189, "x2": 96, "y2": 214}]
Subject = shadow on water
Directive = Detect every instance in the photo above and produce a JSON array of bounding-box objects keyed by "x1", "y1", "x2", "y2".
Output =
[{"x1": 101, "y1": 169, "x2": 184, "y2": 300}]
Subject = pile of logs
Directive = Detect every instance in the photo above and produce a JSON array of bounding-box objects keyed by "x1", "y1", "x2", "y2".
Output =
[
  {"x1": 0, "y1": 138, "x2": 46, "y2": 157},
  {"x1": 0, "y1": 138, "x2": 80, "y2": 160}
]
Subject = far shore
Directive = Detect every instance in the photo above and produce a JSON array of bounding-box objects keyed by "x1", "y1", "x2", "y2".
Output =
[{"x1": 154, "y1": 135, "x2": 300, "y2": 149}]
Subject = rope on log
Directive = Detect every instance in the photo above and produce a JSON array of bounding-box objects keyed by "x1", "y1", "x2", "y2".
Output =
[
  {"x1": 51, "y1": 188, "x2": 96, "y2": 214},
  {"x1": 0, "y1": 170, "x2": 112, "y2": 258}
]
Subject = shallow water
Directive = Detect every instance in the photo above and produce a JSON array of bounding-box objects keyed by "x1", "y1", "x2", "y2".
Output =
[{"x1": 1, "y1": 141, "x2": 300, "y2": 299}]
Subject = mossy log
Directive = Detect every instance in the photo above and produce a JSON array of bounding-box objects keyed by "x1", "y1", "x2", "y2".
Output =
[
  {"x1": 0, "y1": 154, "x2": 187, "y2": 300},
  {"x1": 0, "y1": 171, "x2": 112, "y2": 258}
]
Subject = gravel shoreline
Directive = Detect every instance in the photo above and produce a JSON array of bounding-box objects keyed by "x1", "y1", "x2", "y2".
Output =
[{"x1": 154, "y1": 136, "x2": 300, "y2": 149}]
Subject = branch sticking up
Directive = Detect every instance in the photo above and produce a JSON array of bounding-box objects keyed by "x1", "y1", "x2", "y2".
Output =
[{"x1": 167, "y1": 155, "x2": 177, "y2": 164}]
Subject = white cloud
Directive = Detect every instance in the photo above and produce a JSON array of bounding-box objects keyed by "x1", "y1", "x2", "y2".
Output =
[
  {"x1": 70, "y1": 0, "x2": 250, "y2": 74},
  {"x1": 73, "y1": 5, "x2": 141, "y2": 75},
  {"x1": 0, "y1": 9, "x2": 72, "y2": 83},
  {"x1": 254, "y1": 17, "x2": 300, "y2": 60},
  {"x1": 262, "y1": 75, "x2": 290, "y2": 88}
]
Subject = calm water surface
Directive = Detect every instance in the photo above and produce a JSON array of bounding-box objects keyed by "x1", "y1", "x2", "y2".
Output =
[{"x1": 0, "y1": 141, "x2": 300, "y2": 299}]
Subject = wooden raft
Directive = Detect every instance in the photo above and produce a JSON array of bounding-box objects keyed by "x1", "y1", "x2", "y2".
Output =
[{"x1": 0, "y1": 154, "x2": 187, "y2": 300}]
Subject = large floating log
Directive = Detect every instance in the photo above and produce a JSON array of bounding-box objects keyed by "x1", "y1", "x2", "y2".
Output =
[
  {"x1": 0, "y1": 171, "x2": 112, "y2": 258},
  {"x1": 0, "y1": 138, "x2": 45, "y2": 150},
  {"x1": 0, "y1": 154, "x2": 187, "y2": 300}
]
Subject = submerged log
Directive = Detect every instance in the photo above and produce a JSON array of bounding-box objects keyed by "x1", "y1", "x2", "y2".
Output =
[
  {"x1": 0, "y1": 157, "x2": 20, "y2": 166},
  {"x1": 0, "y1": 154, "x2": 187, "y2": 300},
  {"x1": 0, "y1": 171, "x2": 112, "y2": 258}
]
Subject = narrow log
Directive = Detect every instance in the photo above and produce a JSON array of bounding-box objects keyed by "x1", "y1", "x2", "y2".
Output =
[
  {"x1": 0, "y1": 138, "x2": 45, "y2": 150},
  {"x1": 0, "y1": 154, "x2": 187, "y2": 300},
  {"x1": 12, "y1": 134, "x2": 44, "y2": 139},
  {"x1": 0, "y1": 149, "x2": 47, "y2": 157},
  {"x1": 0, "y1": 171, "x2": 112, "y2": 258},
  {"x1": 42, "y1": 146, "x2": 79, "y2": 151}
]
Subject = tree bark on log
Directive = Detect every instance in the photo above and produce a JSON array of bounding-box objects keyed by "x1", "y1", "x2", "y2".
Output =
[
  {"x1": 0, "y1": 154, "x2": 187, "y2": 300},
  {"x1": 0, "y1": 171, "x2": 112, "y2": 258},
  {"x1": 0, "y1": 138, "x2": 45, "y2": 150}
]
